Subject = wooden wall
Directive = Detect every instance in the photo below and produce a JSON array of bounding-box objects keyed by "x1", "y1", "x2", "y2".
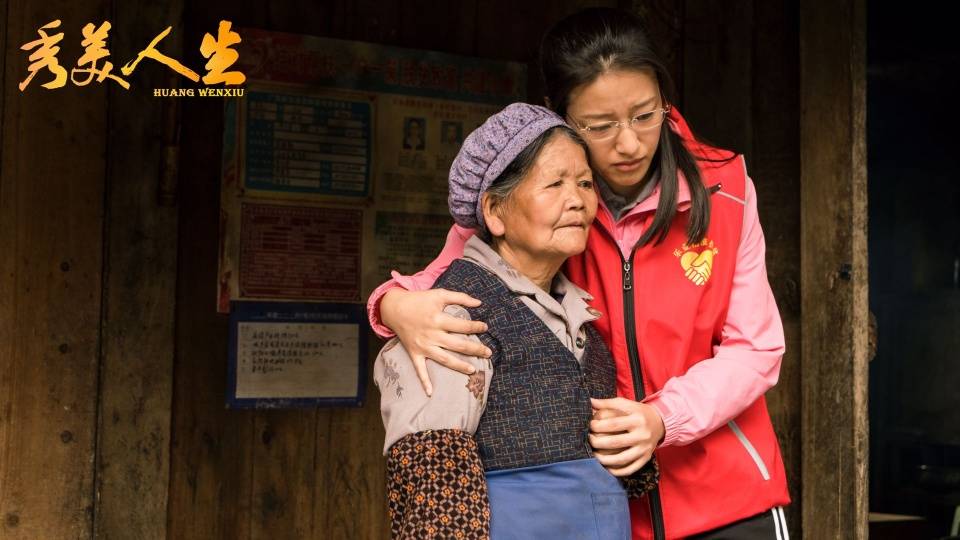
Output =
[
  {"x1": 1, "y1": 0, "x2": 107, "y2": 537},
  {"x1": 799, "y1": 0, "x2": 868, "y2": 537},
  {"x1": 0, "y1": 1, "x2": 812, "y2": 538}
]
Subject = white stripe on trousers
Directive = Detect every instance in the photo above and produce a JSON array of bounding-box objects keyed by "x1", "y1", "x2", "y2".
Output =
[
  {"x1": 771, "y1": 506, "x2": 790, "y2": 540},
  {"x1": 778, "y1": 507, "x2": 790, "y2": 540}
]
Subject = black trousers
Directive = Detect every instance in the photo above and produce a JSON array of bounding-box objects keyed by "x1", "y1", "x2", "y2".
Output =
[{"x1": 689, "y1": 507, "x2": 790, "y2": 540}]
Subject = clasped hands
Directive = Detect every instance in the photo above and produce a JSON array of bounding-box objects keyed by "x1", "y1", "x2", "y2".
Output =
[{"x1": 590, "y1": 397, "x2": 665, "y2": 476}]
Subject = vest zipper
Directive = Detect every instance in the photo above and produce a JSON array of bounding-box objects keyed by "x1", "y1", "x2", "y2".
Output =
[
  {"x1": 596, "y1": 220, "x2": 666, "y2": 540},
  {"x1": 620, "y1": 249, "x2": 666, "y2": 540},
  {"x1": 596, "y1": 184, "x2": 722, "y2": 538}
]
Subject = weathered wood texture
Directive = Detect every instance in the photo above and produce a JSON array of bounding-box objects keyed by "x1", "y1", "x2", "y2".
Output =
[
  {"x1": 682, "y1": 0, "x2": 754, "y2": 155},
  {"x1": 93, "y1": 1, "x2": 183, "y2": 538},
  {"x1": 629, "y1": 0, "x2": 684, "y2": 102},
  {"x1": 166, "y1": 66, "x2": 256, "y2": 540},
  {"x1": 0, "y1": 1, "x2": 107, "y2": 538},
  {"x1": 800, "y1": 0, "x2": 869, "y2": 538},
  {"x1": 164, "y1": 6, "x2": 268, "y2": 540}
]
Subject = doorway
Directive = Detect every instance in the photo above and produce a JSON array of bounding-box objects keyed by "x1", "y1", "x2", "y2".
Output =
[{"x1": 867, "y1": 2, "x2": 960, "y2": 538}]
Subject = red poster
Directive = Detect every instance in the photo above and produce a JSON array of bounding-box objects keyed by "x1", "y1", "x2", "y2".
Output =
[{"x1": 239, "y1": 203, "x2": 361, "y2": 302}]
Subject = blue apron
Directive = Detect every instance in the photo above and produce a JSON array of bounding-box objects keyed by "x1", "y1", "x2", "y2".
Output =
[{"x1": 486, "y1": 457, "x2": 631, "y2": 540}]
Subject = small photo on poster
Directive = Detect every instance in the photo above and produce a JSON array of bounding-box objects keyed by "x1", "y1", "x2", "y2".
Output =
[
  {"x1": 402, "y1": 117, "x2": 427, "y2": 150},
  {"x1": 440, "y1": 121, "x2": 463, "y2": 147}
]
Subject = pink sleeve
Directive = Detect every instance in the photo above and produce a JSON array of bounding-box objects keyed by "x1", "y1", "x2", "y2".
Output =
[
  {"x1": 366, "y1": 224, "x2": 476, "y2": 338},
  {"x1": 644, "y1": 176, "x2": 786, "y2": 447}
]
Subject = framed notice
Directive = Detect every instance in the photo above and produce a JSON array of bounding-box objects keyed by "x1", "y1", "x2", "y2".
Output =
[{"x1": 227, "y1": 301, "x2": 367, "y2": 408}]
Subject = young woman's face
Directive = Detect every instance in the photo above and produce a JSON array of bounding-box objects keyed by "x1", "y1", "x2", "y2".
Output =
[
  {"x1": 565, "y1": 69, "x2": 664, "y2": 195},
  {"x1": 487, "y1": 135, "x2": 597, "y2": 262}
]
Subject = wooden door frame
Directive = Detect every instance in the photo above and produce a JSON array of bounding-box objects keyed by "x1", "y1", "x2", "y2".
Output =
[{"x1": 799, "y1": 0, "x2": 869, "y2": 538}]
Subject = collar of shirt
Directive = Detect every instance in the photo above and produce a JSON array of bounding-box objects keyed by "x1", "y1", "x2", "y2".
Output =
[
  {"x1": 596, "y1": 167, "x2": 695, "y2": 222},
  {"x1": 461, "y1": 235, "x2": 600, "y2": 342},
  {"x1": 595, "y1": 169, "x2": 660, "y2": 221}
]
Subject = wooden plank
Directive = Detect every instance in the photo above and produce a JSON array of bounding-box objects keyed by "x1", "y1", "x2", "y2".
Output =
[
  {"x1": 324, "y1": 343, "x2": 389, "y2": 539},
  {"x1": 397, "y1": 1, "x2": 474, "y2": 55},
  {"x1": 475, "y1": 0, "x2": 620, "y2": 103},
  {"x1": 682, "y1": 0, "x2": 753, "y2": 157},
  {"x1": 250, "y1": 410, "x2": 318, "y2": 539},
  {"x1": 265, "y1": 1, "x2": 331, "y2": 41},
  {"x1": 627, "y1": 0, "x2": 685, "y2": 104},
  {"x1": 466, "y1": 0, "x2": 529, "y2": 63},
  {"x1": 799, "y1": 0, "x2": 868, "y2": 538},
  {"x1": 0, "y1": 0, "x2": 6, "y2": 196},
  {"x1": 164, "y1": 8, "x2": 266, "y2": 538},
  {"x1": 92, "y1": 2, "x2": 183, "y2": 538},
  {"x1": 310, "y1": 410, "x2": 334, "y2": 536},
  {"x1": 749, "y1": 1, "x2": 801, "y2": 537},
  {"x1": 0, "y1": 1, "x2": 107, "y2": 538},
  {"x1": 165, "y1": 88, "x2": 256, "y2": 540}
]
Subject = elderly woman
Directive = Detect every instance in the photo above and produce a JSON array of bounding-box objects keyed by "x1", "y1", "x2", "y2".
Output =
[{"x1": 374, "y1": 104, "x2": 653, "y2": 539}]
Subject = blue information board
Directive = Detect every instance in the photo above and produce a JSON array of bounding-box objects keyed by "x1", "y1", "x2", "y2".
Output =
[{"x1": 245, "y1": 92, "x2": 372, "y2": 197}]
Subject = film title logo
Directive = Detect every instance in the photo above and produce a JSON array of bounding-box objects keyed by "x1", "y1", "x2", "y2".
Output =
[{"x1": 18, "y1": 19, "x2": 245, "y2": 95}]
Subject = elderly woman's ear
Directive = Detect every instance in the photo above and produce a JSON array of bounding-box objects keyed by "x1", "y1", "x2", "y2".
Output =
[{"x1": 481, "y1": 193, "x2": 507, "y2": 238}]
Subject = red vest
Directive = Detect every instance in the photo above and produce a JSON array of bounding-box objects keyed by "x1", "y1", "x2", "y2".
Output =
[{"x1": 564, "y1": 138, "x2": 790, "y2": 538}]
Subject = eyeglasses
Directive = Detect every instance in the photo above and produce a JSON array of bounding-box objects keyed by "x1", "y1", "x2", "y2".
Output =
[{"x1": 570, "y1": 104, "x2": 671, "y2": 142}]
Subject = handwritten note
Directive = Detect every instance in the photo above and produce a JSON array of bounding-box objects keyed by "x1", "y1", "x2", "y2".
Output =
[{"x1": 235, "y1": 322, "x2": 359, "y2": 399}]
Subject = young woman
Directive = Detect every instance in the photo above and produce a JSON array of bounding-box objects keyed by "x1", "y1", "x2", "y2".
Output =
[
  {"x1": 375, "y1": 103, "x2": 647, "y2": 539},
  {"x1": 369, "y1": 8, "x2": 790, "y2": 540}
]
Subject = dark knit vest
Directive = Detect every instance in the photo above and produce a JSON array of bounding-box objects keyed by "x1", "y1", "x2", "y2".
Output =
[{"x1": 433, "y1": 258, "x2": 617, "y2": 472}]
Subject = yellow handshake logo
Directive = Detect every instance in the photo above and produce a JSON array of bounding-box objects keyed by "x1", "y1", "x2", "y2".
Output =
[{"x1": 674, "y1": 238, "x2": 719, "y2": 287}]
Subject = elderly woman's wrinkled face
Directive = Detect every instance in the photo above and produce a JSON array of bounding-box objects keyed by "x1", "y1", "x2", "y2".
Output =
[{"x1": 486, "y1": 135, "x2": 597, "y2": 261}]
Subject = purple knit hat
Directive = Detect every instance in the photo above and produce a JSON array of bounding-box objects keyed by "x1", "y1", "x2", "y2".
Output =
[{"x1": 448, "y1": 103, "x2": 567, "y2": 229}]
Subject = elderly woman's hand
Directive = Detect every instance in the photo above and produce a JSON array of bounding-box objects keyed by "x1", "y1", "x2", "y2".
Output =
[
  {"x1": 380, "y1": 287, "x2": 493, "y2": 396},
  {"x1": 588, "y1": 397, "x2": 665, "y2": 476}
]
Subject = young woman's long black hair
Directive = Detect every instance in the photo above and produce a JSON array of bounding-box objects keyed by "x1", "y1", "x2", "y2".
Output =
[{"x1": 540, "y1": 7, "x2": 715, "y2": 246}]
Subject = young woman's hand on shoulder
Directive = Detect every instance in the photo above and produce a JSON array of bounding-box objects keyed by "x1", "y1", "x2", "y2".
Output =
[{"x1": 380, "y1": 287, "x2": 492, "y2": 396}]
